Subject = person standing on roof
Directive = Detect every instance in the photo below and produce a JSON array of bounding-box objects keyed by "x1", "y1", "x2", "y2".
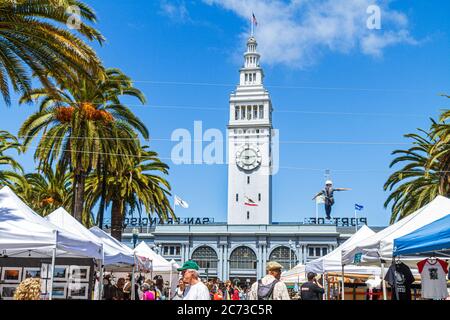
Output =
[{"x1": 313, "y1": 180, "x2": 351, "y2": 220}]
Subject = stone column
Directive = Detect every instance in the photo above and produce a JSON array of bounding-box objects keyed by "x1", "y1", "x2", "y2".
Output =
[
  {"x1": 181, "y1": 244, "x2": 186, "y2": 263},
  {"x1": 262, "y1": 245, "x2": 267, "y2": 275},
  {"x1": 223, "y1": 244, "x2": 229, "y2": 280},
  {"x1": 257, "y1": 245, "x2": 262, "y2": 279},
  {"x1": 301, "y1": 244, "x2": 306, "y2": 264},
  {"x1": 218, "y1": 245, "x2": 224, "y2": 281},
  {"x1": 296, "y1": 245, "x2": 301, "y2": 266}
]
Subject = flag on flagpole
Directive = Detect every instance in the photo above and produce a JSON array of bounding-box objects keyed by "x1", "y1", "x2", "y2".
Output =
[
  {"x1": 245, "y1": 196, "x2": 258, "y2": 207},
  {"x1": 252, "y1": 13, "x2": 258, "y2": 26},
  {"x1": 355, "y1": 204, "x2": 364, "y2": 211},
  {"x1": 174, "y1": 195, "x2": 189, "y2": 208}
]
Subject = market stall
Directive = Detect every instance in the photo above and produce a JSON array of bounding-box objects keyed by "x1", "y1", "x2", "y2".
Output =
[
  {"x1": 307, "y1": 225, "x2": 381, "y2": 275},
  {"x1": 133, "y1": 241, "x2": 178, "y2": 295},
  {"x1": 0, "y1": 187, "x2": 102, "y2": 300},
  {"x1": 342, "y1": 195, "x2": 450, "y2": 267},
  {"x1": 341, "y1": 195, "x2": 450, "y2": 300},
  {"x1": 393, "y1": 213, "x2": 450, "y2": 300},
  {"x1": 393, "y1": 213, "x2": 450, "y2": 257},
  {"x1": 281, "y1": 263, "x2": 307, "y2": 284}
]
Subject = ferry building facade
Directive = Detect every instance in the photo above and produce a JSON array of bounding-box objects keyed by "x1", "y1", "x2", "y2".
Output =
[{"x1": 120, "y1": 36, "x2": 378, "y2": 284}]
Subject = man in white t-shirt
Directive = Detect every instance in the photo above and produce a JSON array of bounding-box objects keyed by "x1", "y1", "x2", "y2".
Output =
[{"x1": 177, "y1": 260, "x2": 210, "y2": 300}]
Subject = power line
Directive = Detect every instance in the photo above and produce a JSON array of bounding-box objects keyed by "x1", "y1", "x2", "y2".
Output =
[
  {"x1": 20, "y1": 135, "x2": 420, "y2": 145},
  {"x1": 11, "y1": 97, "x2": 445, "y2": 117},
  {"x1": 97, "y1": 79, "x2": 442, "y2": 94},
  {"x1": 23, "y1": 145, "x2": 450, "y2": 174}
]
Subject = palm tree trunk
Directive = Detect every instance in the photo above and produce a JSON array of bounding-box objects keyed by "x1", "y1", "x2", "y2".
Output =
[
  {"x1": 97, "y1": 166, "x2": 108, "y2": 229},
  {"x1": 111, "y1": 198, "x2": 124, "y2": 241},
  {"x1": 72, "y1": 170, "x2": 86, "y2": 223}
]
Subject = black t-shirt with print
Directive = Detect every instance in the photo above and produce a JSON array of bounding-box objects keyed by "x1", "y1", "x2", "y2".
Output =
[
  {"x1": 300, "y1": 281, "x2": 325, "y2": 300},
  {"x1": 384, "y1": 262, "x2": 415, "y2": 300}
]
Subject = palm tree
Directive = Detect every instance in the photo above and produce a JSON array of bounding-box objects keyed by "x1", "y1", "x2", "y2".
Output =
[
  {"x1": 19, "y1": 69, "x2": 148, "y2": 225},
  {"x1": 384, "y1": 127, "x2": 446, "y2": 223},
  {"x1": 85, "y1": 147, "x2": 174, "y2": 241},
  {"x1": 0, "y1": 0, "x2": 105, "y2": 105},
  {"x1": 14, "y1": 165, "x2": 72, "y2": 216},
  {"x1": 0, "y1": 131, "x2": 25, "y2": 187}
]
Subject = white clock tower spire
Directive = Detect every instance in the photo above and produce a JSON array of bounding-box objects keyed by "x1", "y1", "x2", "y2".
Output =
[{"x1": 227, "y1": 35, "x2": 273, "y2": 225}]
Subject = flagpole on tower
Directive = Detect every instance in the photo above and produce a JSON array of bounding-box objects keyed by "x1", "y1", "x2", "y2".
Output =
[{"x1": 251, "y1": 14, "x2": 254, "y2": 36}]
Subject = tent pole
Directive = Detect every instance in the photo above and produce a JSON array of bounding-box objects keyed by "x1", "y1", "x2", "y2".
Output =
[
  {"x1": 169, "y1": 263, "x2": 173, "y2": 300},
  {"x1": 49, "y1": 246, "x2": 57, "y2": 300},
  {"x1": 381, "y1": 262, "x2": 387, "y2": 300},
  {"x1": 131, "y1": 254, "x2": 136, "y2": 300},
  {"x1": 98, "y1": 253, "x2": 104, "y2": 300},
  {"x1": 341, "y1": 264, "x2": 345, "y2": 300}
]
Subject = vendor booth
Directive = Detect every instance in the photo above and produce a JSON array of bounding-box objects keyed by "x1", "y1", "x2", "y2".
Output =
[
  {"x1": 0, "y1": 187, "x2": 102, "y2": 300},
  {"x1": 133, "y1": 241, "x2": 179, "y2": 296},
  {"x1": 393, "y1": 213, "x2": 450, "y2": 257},
  {"x1": 341, "y1": 195, "x2": 450, "y2": 300},
  {"x1": 305, "y1": 225, "x2": 381, "y2": 300},
  {"x1": 342, "y1": 195, "x2": 450, "y2": 267}
]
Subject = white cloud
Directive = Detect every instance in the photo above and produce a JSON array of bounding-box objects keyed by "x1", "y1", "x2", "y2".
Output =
[
  {"x1": 159, "y1": 0, "x2": 191, "y2": 23},
  {"x1": 203, "y1": 0, "x2": 418, "y2": 68}
]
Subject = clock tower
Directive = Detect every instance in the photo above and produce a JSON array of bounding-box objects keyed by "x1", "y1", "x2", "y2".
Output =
[{"x1": 227, "y1": 36, "x2": 273, "y2": 225}]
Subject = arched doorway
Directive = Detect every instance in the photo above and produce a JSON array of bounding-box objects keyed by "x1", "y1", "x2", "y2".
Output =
[
  {"x1": 191, "y1": 246, "x2": 218, "y2": 280},
  {"x1": 269, "y1": 246, "x2": 297, "y2": 270},
  {"x1": 229, "y1": 246, "x2": 257, "y2": 286}
]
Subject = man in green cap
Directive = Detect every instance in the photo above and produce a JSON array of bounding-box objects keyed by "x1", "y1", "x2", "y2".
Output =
[
  {"x1": 249, "y1": 261, "x2": 290, "y2": 300},
  {"x1": 177, "y1": 260, "x2": 210, "y2": 300}
]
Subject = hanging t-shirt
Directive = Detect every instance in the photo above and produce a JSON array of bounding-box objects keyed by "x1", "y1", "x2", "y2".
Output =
[
  {"x1": 384, "y1": 262, "x2": 415, "y2": 300},
  {"x1": 417, "y1": 258, "x2": 449, "y2": 300}
]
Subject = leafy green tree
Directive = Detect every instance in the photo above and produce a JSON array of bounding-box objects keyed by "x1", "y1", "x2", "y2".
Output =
[
  {"x1": 19, "y1": 69, "x2": 148, "y2": 225},
  {"x1": 0, "y1": 130, "x2": 24, "y2": 187},
  {"x1": 0, "y1": 0, "x2": 104, "y2": 104},
  {"x1": 85, "y1": 147, "x2": 174, "y2": 241}
]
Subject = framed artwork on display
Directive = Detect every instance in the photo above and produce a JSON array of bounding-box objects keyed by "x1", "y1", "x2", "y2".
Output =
[
  {"x1": 23, "y1": 267, "x2": 41, "y2": 279},
  {"x1": 0, "y1": 284, "x2": 18, "y2": 300},
  {"x1": 68, "y1": 282, "x2": 89, "y2": 300},
  {"x1": 69, "y1": 266, "x2": 90, "y2": 281},
  {"x1": 53, "y1": 265, "x2": 69, "y2": 281},
  {"x1": 51, "y1": 283, "x2": 67, "y2": 299},
  {"x1": 1, "y1": 267, "x2": 22, "y2": 283}
]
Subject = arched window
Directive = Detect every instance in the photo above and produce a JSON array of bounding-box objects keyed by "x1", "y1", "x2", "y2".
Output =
[
  {"x1": 230, "y1": 246, "x2": 257, "y2": 270},
  {"x1": 269, "y1": 246, "x2": 297, "y2": 269},
  {"x1": 191, "y1": 246, "x2": 218, "y2": 269}
]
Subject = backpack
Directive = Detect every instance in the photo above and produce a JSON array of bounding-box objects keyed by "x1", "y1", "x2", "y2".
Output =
[{"x1": 257, "y1": 279, "x2": 279, "y2": 300}]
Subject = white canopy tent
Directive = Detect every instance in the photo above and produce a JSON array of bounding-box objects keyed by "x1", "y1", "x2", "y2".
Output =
[
  {"x1": 0, "y1": 187, "x2": 102, "y2": 299},
  {"x1": 342, "y1": 195, "x2": 450, "y2": 267},
  {"x1": 0, "y1": 186, "x2": 102, "y2": 259},
  {"x1": 46, "y1": 208, "x2": 106, "y2": 300},
  {"x1": 89, "y1": 226, "x2": 135, "y2": 268},
  {"x1": 281, "y1": 264, "x2": 307, "y2": 284},
  {"x1": 307, "y1": 225, "x2": 381, "y2": 275},
  {"x1": 134, "y1": 241, "x2": 176, "y2": 272},
  {"x1": 134, "y1": 241, "x2": 179, "y2": 296}
]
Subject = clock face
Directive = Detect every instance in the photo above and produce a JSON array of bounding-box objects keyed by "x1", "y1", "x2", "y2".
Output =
[{"x1": 236, "y1": 145, "x2": 262, "y2": 171}]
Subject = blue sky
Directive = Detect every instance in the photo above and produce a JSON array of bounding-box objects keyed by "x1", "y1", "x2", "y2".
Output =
[{"x1": 2, "y1": 1, "x2": 450, "y2": 227}]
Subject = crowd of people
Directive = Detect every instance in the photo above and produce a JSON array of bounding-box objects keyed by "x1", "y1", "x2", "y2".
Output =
[
  {"x1": 107, "y1": 260, "x2": 324, "y2": 301},
  {"x1": 3, "y1": 259, "x2": 324, "y2": 300}
]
